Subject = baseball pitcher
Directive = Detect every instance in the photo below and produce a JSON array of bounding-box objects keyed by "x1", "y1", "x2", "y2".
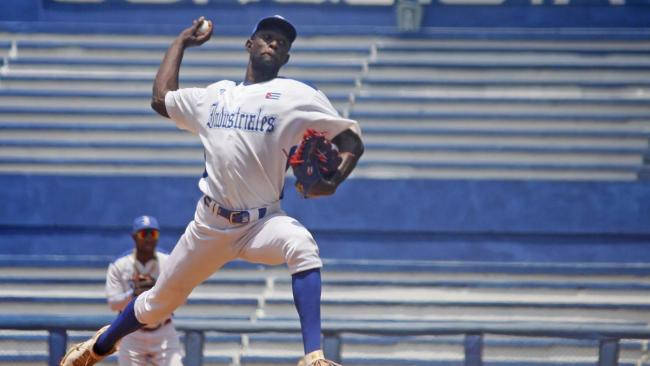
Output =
[{"x1": 61, "y1": 14, "x2": 364, "y2": 366}]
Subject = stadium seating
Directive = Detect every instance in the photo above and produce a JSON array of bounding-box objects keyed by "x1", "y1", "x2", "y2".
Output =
[
  {"x1": 1, "y1": 33, "x2": 649, "y2": 180},
  {"x1": 0, "y1": 259, "x2": 650, "y2": 365},
  {"x1": 0, "y1": 34, "x2": 365, "y2": 176},
  {"x1": 2, "y1": 19, "x2": 650, "y2": 366},
  {"x1": 352, "y1": 38, "x2": 650, "y2": 180}
]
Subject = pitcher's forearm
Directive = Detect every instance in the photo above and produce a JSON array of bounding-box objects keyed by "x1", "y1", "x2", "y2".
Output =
[
  {"x1": 151, "y1": 38, "x2": 186, "y2": 117},
  {"x1": 331, "y1": 129, "x2": 364, "y2": 186}
]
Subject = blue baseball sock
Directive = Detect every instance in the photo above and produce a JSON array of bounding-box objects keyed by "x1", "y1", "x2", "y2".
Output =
[
  {"x1": 93, "y1": 298, "x2": 144, "y2": 355},
  {"x1": 292, "y1": 268, "x2": 322, "y2": 354}
]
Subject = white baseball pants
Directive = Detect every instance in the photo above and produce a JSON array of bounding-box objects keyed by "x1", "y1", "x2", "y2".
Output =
[
  {"x1": 135, "y1": 196, "x2": 322, "y2": 325},
  {"x1": 118, "y1": 322, "x2": 183, "y2": 366}
]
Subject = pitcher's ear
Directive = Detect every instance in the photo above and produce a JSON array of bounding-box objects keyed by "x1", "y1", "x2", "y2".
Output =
[{"x1": 245, "y1": 39, "x2": 252, "y2": 51}]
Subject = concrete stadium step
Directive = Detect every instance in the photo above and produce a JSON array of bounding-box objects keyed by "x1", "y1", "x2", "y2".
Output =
[
  {"x1": 358, "y1": 84, "x2": 650, "y2": 102},
  {"x1": 5, "y1": 275, "x2": 650, "y2": 305},
  {"x1": 356, "y1": 118, "x2": 650, "y2": 136},
  {"x1": 364, "y1": 67, "x2": 650, "y2": 83},
  {"x1": 5, "y1": 259, "x2": 650, "y2": 283},
  {"x1": 360, "y1": 150, "x2": 642, "y2": 169},
  {"x1": 0, "y1": 33, "x2": 376, "y2": 50},
  {"x1": 0, "y1": 89, "x2": 351, "y2": 112},
  {"x1": 349, "y1": 111, "x2": 650, "y2": 125},
  {"x1": 355, "y1": 87, "x2": 646, "y2": 100},
  {"x1": 355, "y1": 118, "x2": 650, "y2": 138},
  {"x1": 0, "y1": 265, "x2": 284, "y2": 281},
  {"x1": 0, "y1": 275, "x2": 269, "y2": 296},
  {"x1": 8, "y1": 40, "x2": 370, "y2": 63},
  {"x1": 368, "y1": 59, "x2": 650, "y2": 70},
  {"x1": 7, "y1": 266, "x2": 650, "y2": 285},
  {"x1": 5, "y1": 55, "x2": 363, "y2": 69},
  {"x1": 373, "y1": 39, "x2": 650, "y2": 52},
  {"x1": 11, "y1": 46, "x2": 365, "y2": 63},
  {"x1": 3, "y1": 113, "x2": 649, "y2": 139},
  {"x1": 262, "y1": 298, "x2": 650, "y2": 324},
  {"x1": 372, "y1": 52, "x2": 650, "y2": 68},
  {"x1": 0, "y1": 74, "x2": 356, "y2": 95},
  {"x1": 350, "y1": 98, "x2": 650, "y2": 116},
  {"x1": 0, "y1": 295, "x2": 260, "y2": 318},
  {"x1": 349, "y1": 166, "x2": 637, "y2": 181},
  {"x1": 4, "y1": 60, "x2": 362, "y2": 79},
  {"x1": 359, "y1": 132, "x2": 648, "y2": 150},
  {"x1": 5, "y1": 258, "x2": 650, "y2": 285},
  {"x1": 359, "y1": 77, "x2": 650, "y2": 93},
  {"x1": 5, "y1": 256, "x2": 650, "y2": 275}
]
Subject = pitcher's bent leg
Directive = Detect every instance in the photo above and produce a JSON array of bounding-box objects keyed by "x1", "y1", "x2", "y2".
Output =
[
  {"x1": 135, "y1": 220, "x2": 236, "y2": 325},
  {"x1": 238, "y1": 213, "x2": 322, "y2": 274},
  {"x1": 237, "y1": 213, "x2": 324, "y2": 358}
]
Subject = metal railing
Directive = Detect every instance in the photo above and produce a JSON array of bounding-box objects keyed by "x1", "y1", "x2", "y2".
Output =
[{"x1": 1, "y1": 314, "x2": 649, "y2": 366}]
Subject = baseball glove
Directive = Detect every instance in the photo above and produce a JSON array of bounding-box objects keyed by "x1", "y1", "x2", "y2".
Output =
[
  {"x1": 132, "y1": 274, "x2": 156, "y2": 296},
  {"x1": 288, "y1": 129, "x2": 341, "y2": 198}
]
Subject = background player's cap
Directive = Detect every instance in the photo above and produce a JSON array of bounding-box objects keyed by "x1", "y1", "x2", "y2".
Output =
[
  {"x1": 132, "y1": 215, "x2": 159, "y2": 233},
  {"x1": 252, "y1": 15, "x2": 297, "y2": 43}
]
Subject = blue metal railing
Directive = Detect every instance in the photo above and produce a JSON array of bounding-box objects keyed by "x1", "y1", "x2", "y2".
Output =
[{"x1": 1, "y1": 315, "x2": 649, "y2": 366}]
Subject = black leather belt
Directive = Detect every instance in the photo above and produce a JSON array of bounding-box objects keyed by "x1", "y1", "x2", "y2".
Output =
[
  {"x1": 203, "y1": 196, "x2": 267, "y2": 224},
  {"x1": 140, "y1": 318, "x2": 171, "y2": 332}
]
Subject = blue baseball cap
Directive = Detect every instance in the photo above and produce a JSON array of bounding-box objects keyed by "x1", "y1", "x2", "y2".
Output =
[
  {"x1": 252, "y1": 15, "x2": 297, "y2": 44},
  {"x1": 132, "y1": 215, "x2": 159, "y2": 234}
]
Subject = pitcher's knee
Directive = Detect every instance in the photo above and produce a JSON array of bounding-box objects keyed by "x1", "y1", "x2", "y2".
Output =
[
  {"x1": 134, "y1": 290, "x2": 185, "y2": 325},
  {"x1": 284, "y1": 236, "x2": 323, "y2": 275}
]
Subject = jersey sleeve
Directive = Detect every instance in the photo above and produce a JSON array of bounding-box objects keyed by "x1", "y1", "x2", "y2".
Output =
[
  {"x1": 165, "y1": 87, "x2": 207, "y2": 134},
  {"x1": 300, "y1": 89, "x2": 361, "y2": 140},
  {"x1": 105, "y1": 262, "x2": 132, "y2": 312}
]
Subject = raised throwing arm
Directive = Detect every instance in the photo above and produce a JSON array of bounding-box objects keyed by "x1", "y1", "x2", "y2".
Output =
[{"x1": 151, "y1": 16, "x2": 213, "y2": 118}]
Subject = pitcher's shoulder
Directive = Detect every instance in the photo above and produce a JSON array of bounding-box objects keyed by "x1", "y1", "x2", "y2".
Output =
[
  {"x1": 206, "y1": 80, "x2": 237, "y2": 90},
  {"x1": 276, "y1": 77, "x2": 320, "y2": 93}
]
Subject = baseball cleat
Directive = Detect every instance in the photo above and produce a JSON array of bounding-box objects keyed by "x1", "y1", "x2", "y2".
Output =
[
  {"x1": 298, "y1": 350, "x2": 343, "y2": 366},
  {"x1": 59, "y1": 325, "x2": 117, "y2": 366},
  {"x1": 309, "y1": 360, "x2": 343, "y2": 366}
]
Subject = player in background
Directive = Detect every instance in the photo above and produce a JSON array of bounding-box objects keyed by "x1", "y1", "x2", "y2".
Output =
[
  {"x1": 61, "y1": 14, "x2": 364, "y2": 366},
  {"x1": 107, "y1": 216, "x2": 183, "y2": 366}
]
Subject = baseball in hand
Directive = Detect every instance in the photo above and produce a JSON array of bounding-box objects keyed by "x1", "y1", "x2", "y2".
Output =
[{"x1": 197, "y1": 19, "x2": 211, "y2": 34}]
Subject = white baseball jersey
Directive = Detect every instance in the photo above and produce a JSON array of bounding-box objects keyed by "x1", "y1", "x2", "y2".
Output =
[
  {"x1": 134, "y1": 77, "x2": 361, "y2": 326},
  {"x1": 107, "y1": 250, "x2": 183, "y2": 366},
  {"x1": 106, "y1": 250, "x2": 169, "y2": 312},
  {"x1": 165, "y1": 77, "x2": 361, "y2": 210}
]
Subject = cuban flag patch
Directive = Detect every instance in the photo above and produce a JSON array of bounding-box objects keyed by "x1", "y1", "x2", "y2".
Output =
[{"x1": 266, "y1": 92, "x2": 281, "y2": 100}]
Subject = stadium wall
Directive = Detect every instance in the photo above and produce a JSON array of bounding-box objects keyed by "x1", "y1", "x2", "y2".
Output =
[
  {"x1": 1, "y1": 0, "x2": 650, "y2": 36},
  {"x1": 1, "y1": 174, "x2": 648, "y2": 263}
]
